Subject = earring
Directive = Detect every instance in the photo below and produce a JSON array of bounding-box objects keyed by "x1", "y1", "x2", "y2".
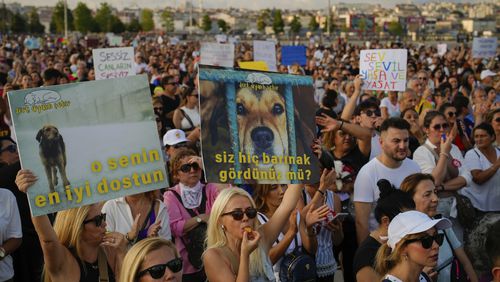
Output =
[
  {"x1": 403, "y1": 254, "x2": 408, "y2": 261},
  {"x1": 221, "y1": 225, "x2": 225, "y2": 231}
]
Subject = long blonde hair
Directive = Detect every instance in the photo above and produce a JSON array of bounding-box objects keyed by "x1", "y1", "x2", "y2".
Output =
[
  {"x1": 205, "y1": 188, "x2": 265, "y2": 277},
  {"x1": 120, "y1": 238, "x2": 179, "y2": 282},
  {"x1": 374, "y1": 232, "x2": 425, "y2": 275}
]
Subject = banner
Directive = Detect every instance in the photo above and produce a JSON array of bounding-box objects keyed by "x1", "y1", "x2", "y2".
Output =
[
  {"x1": 8, "y1": 75, "x2": 168, "y2": 216},
  {"x1": 472, "y1": 37, "x2": 497, "y2": 58},
  {"x1": 359, "y1": 49, "x2": 407, "y2": 91},
  {"x1": 239, "y1": 61, "x2": 269, "y2": 71},
  {"x1": 92, "y1": 47, "x2": 135, "y2": 80},
  {"x1": 281, "y1": 46, "x2": 307, "y2": 66},
  {"x1": 199, "y1": 67, "x2": 320, "y2": 184},
  {"x1": 200, "y1": 43, "x2": 235, "y2": 68},
  {"x1": 253, "y1": 40, "x2": 277, "y2": 72}
]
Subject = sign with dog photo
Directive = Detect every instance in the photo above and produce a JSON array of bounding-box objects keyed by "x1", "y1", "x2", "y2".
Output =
[
  {"x1": 198, "y1": 66, "x2": 320, "y2": 184},
  {"x1": 7, "y1": 75, "x2": 168, "y2": 216}
]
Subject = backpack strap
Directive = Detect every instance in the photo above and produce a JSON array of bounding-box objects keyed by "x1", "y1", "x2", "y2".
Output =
[{"x1": 179, "y1": 108, "x2": 195, "y2": 131}]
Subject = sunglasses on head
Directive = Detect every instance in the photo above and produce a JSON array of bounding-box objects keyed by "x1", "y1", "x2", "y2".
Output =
[
  {"x1": 137, "y1": 258, "x2": 183, "y2": 280},
  {"x1": 406, "y1": 233, "x2": 444, "y2": 249},
  {"x1": 0, "y1": 144, "x2": 17, "y2": 154},
  {"x1": 447, "y1": 112, "x2": 456, "y2": 117},
  {"x1": 179, "y1": 162, "x2": 200, "y2": 173},
  {"x1": 432, "y1": 123, "x2": 449, "y2": 131},
  {"x1": 83, "y1": 213, "x2": 106, "y2": 227},
  {"x1": 222, "y1": 207, "x2": 257, "y2": 221},
  {"x1": 363, "y1": 109, "x2": 381, "y2": 117}
]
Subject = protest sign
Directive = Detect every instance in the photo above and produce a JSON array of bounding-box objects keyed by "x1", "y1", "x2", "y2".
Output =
[
  {"x1": 239, "y1": 61, "x2": 269, "y2": 71},
  {"x1": 472, "y1": 37, "x2": 497, "y2": 58},
  {"x1": 92, "y1": 47, "x2": 135, "y2": 80},
  {"x1": 281, "y1": 45, "x2": 307, "y2": 66},
  {"x1": 8, "y1": 75, "x2": 168, "y2": 216},
  {"x1": 215, "y1": 34, "x2": 228, "y2": 43},
  {"x1": 253, "y1": 40, "x2": 277, "y2": 72},
  {"x1": 199, "y1": 66, "x2": 320, "y2": 184},
  {"x1": 200, "y1": 42, "x2": 235, "y2": 68},
  {"x1": 437, "y1": 43, "x2": 447, "y2": 57},
  {"x1": 359, "y1": 49, "x2": 407, "y2": 91},
  {"x1": 24, "y1": 37, "x2": 41, "y2": 50},
  {"x1": 106, "y1": 34, "x2": 123, "y2": 46}
]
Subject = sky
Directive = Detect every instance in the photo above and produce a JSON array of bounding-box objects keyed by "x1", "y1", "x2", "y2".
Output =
[{"x1": 6, "y1": 0, "x2": 483, "y2": 10}]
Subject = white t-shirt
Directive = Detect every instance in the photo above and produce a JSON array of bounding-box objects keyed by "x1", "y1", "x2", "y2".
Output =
[
  {"x1": 462, "y1": 147, "x2": 500, "y2": 212},
  {"x1": 354, "y1": 157, "x2": 421, "y2": 231},
  {"x1": 369, "y1": 134, "x2": 381, "y2": 161},
  {"x1": 0, "y1": 189, "x2": 22, "y2": 281},
  {"x1": 102, "y1": 197, "x2": 171, "y2": 242},
  {"x1": 380, "y1": 97, "x2": 400, "y2": 118}
]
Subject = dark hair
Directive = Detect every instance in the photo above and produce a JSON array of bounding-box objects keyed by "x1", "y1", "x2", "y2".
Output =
[
  {"x1": 42, "y1": 68, "x2": 61, "y2": 82},
  {"x1": 487, "y1": 108, "x2": 500, "y2": 123},
  {"x1": 379, "y1": 117, "x2": 410, "y2": 133},
  {"x1": 486, "y1": 219, "x2": 500, "y2": 268},
  {"x1": 354, "y1": 100, "x2": 378, "y2": 116},
  {"x1": 453, "y1": 95, "x2": 469, "y2": 115},
  {"x1": 374, "y1": 179, "x2": 416, "y2": 223},
  {"x1": 438, "y1": 102, "x2": 455, "y2": 114},
  {"x1": 400, "y1": 107, "x2": 418, "y2": 119},
  {"x1": 423, "y1": 111, "x2": 445, "y2": 129},
  {"x1": 161, "y1": 75, "x2": 175, "y2": 87},
  {"x1": 473, "y1": 122, "x2": 495, "y2": 138},
  {"x1": 322, "y1": 89, "x2": 338, "y2": 108},
  {"x1": 400, "y1": 173, "x2": 435, "y2": 198}
]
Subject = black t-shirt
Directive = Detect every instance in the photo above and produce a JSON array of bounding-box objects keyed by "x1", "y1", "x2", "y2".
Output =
[
  {"x1": 353, "y1": 235, "x2": 381, "y2": 276},
  {"x1": 160, "y1": 94, "x2": 181, "y2": 128},
  {"x1": 337, "y1": 145, "x2": 369, "y2": 176}
]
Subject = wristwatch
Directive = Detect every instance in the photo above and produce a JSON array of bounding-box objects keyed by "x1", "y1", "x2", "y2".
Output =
[
  {"x1": 0, "y1": 247, "x2": 6, "y2": 260},
  {"x1": 196, "y1": 216, "x2": 202, "y2": 223}
]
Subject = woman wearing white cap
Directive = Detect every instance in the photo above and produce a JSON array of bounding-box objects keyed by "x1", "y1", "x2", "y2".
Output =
[{"x1": 375, "y1": 210, "x2": 452, "y2": 282}]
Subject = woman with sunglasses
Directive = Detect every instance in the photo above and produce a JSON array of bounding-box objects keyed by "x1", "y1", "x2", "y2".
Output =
[
  {"x1": 375, "y1": 210, "x2": 452, "y2": 282},
  {"x1": 120, "y1": 238, "x2": 182, "y2": 282},
  {"x1": 413, "y1": 111, "x2": 469, "y2": 239},
  {"x1": 163, "y1": 148, "x2": 219, "y2": 282},
  {"x1": 203, "y1": 183, "x2": 304, "y2": 282},
  {"x1": 172, "y1": 86, "x2": 200, "y2": 138},
  {"x1": 14, "y1": 170, "x2": 127, "y2": 282},
  {"x1": 400, "y1": 173, "x2": 478, "y2": 282},
  {"x1": 489, "y1": 109, "x2": 500, "y2": 146},
  {"x1": 438, "y1": 103, "x2": 472, "y2": 154}
]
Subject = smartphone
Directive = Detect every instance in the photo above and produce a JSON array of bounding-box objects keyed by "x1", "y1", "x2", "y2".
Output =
[{"x1": 441, "y1": 133, "x2": 446, "y2": 142}]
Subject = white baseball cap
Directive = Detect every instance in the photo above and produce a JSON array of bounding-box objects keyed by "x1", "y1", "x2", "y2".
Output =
[
  {"x1": 387, "y1": 211, "x2": 452, "y2": 250},
  {"x1": 480, "y1": 70, "x2": 497, "y2": 80},
  {"x1": 163, "y1": 129, "x2": 188, "y2": 146}
]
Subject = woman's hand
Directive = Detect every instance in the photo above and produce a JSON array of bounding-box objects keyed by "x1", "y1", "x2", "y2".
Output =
[
  {"x1": 440, "y1": 122, "x2": 457, "y2": 155},
  {"x1": 187, "y1": 155, "x2": 203, "y2": 168},
  {"x1": 319, "y1": 168, "x2": 337, "y2": 191},
  {"x1": 315, "y1": 114, "x2": 339, "y2": 133},
  {"x1": 304, "y1": 204, "x2": 330, "y2": 228},
  {"x1": 15, "y1": 169, "x2": 38, "y2": 193},
  {"x1": 147, "y1": 220, "x2": 162, "y2": 237},
  {"x1": 241, "y1": 230, "x2": 260, "y2": 257},
  {"x1": 288, "y1": 210, "x2": 299, "y2": 234},
  {"x1": 311, "y1": 139, "x2": 323, "y2": 159},
  {"x1": 102, "y1": 231, "x2": 128, "y2": 251}
]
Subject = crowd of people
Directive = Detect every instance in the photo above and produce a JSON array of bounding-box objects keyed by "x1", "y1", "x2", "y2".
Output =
[{"x1": 1, "y1": 33, "x2": 500, "y2": 282}]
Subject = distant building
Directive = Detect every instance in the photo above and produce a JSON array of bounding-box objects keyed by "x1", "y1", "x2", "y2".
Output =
[{"x1": 462, "y1": 19, "x2": 496, "y2": 33}]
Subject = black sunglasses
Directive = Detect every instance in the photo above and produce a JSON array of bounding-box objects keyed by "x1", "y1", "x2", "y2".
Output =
[
  {"x1": 222, "y1": 207, "x2": 258, "y2": 221},
  {"x1": 432, "y1": 123, "x2": 449, "y2": 131},
  {"x1": 83, "y1": 213, "x2": 106, "y2": 227},
  {"x1": 137, "y1": 258, "x2": 183, "y2": 280},
  {"x1": 363, "y1": 109, "x2": 381, "y2": 117},
  {"x1": 495, "y1": 117, "x2": 500, "y2": 123},
  {"x1": 179, "y1": 162, "x2": 200, "y2": 173},
  {"x1": 0, "y1": 144, "x2": 17, "y2": 154},
  {"x1": 406, "y1": 233, "x2": 444, "y2": 249},
  {"x1": 418, "y1": 76, "x2": 428, "y2": 80},
  {"x1": 447, "y1": 112, "x2": 456, "y2": 117}
]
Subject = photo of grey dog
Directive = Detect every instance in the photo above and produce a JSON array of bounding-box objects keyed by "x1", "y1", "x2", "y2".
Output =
[{"x1": 36, "y1": 125, "x2": 70, "y2": 192}]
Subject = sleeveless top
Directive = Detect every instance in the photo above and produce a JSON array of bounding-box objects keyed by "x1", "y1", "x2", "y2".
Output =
[{"x1": 70, "y1": 249, "x2": 115, "y2": 282}]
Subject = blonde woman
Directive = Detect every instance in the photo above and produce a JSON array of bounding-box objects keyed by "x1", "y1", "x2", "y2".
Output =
[
  {"x1": 375, "y1": 210, "x2": 452, "y2": 282},
  {"x1": 120, "y1": 238, "x2": 182, "y2": 282},
  {"x1": 203, "y1": 185, "x2": 304, "y2": 282},
  {"x1": 15, "y1": 169, "x2": 127, "y2": 282}
]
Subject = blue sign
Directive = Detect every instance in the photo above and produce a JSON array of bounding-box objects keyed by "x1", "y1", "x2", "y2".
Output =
[{"x1": 281, "y1": 46, "x2": 306, "y2": 66}]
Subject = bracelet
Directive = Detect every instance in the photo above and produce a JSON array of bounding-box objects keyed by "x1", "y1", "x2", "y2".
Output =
[
  {"x1": 125, "y1": 233, "x2": 135, "y2": 244},
  {"x1": 439, "y1": 152, "x2": 450, "y2": 159},
  {"x1": 317, "y1": 189, "x2": 325, "y2": 196},
  {"x1": 436, "y1": 184, "x2": 445, "y2": 192},
  {"x1": 339, "y1": 120, "x2": 344, "y2": 130}
]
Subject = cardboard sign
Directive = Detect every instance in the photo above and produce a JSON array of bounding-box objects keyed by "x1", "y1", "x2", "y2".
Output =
[
  {"x1": 437, "y1": 43, "x2": 447, "y2": 57},
  {"x1": 92, "y1": 47, "x2": 135, "y2": 80},
  {"x1": 8, "y1": 75, "x2": 168, "y2": 216},
  {"x1": 238, "y1": 61, "x2": 269, "y2": 71},
  {"x1": 253, "y1": 40, "x2": 277, "y2": 72},
  {"x1": 281, "y1": 45, "x2": 307, "y2": 66},
  {"x1": 106, "y1": 34, "x2": 123, "y2": 47},
  {"x1": 200, "y1": 43, "x2": 235, "y2": 68},
  {"x1": 359, "y1": 49, "x2": 407, "y2": 91},
  {"x1": 198, "y1": 67, "x2": 320, "y2": 184},
  {"x1": 472, "y1": 37, "x2": 498, "y2": 58}
]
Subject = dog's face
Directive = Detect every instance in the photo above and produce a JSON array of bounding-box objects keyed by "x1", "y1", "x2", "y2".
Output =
[
  {"x1": 36, "y1": 125, "x2": 60, "y2": 143},
  {"x1": 236, "y1": 88, "x2": 288, "y2": 162}
]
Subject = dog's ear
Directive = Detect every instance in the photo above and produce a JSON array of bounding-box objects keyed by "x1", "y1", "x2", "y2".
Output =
[{"x1": 36, "y1": 129, "x2": 44, "y2": 143}]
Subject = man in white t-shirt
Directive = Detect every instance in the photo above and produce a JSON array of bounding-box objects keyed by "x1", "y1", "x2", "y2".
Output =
[
  {"x1": 0, "y1": 188, "x2": 22, "y2": 282},
  {"x1": 354, "y1": 118, "x2": 421, "y2": 244}
]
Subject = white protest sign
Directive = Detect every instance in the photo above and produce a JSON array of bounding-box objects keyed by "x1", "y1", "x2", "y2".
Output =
[
  {"x1": 253, "y1": 40, "x2": 277, "y2": 72},
  {"x1": 200, "y1": 43, "x2": 235, "y2": 68},
  {"x1": 92, "y1": 47, "x2": 135, "y2": 80},
  {"x1": 169, "y1": 37, "x2": 180, "y2": 45},
  {"x1": 359, "y1": 49, "x2": 407, "y2": 91},
  {"x1": 215, "y1": 34, "x2": 227, "y2": 43},
  {"x1": 437, "y1": 44, "x2": 447, "y2": 57},
  {"x1": 106, "y1": 34, "x2": 123, "y2": 47},
  {"x1": 472, "y1": 38, "x2": 497, "y2": 58}
]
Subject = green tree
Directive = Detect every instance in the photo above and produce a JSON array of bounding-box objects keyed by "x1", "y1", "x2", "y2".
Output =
[
  {"x1": 217, "y1": 19, "x2": 228, "y2": 32},
  {"x1": 308, "y1": 15, "x2": 319, "y2": 32},
  {"x1": 322, "y1": 15, "x2": 335, "y2": 33},
  {"x1": 257, "y1": 9, "x2": 270, "y2": 33},
  {"x1": 201, "y1": 14, "x2": 211, "y2": 32},
  {"x1": 110, "y1": 16, "x2": 125, "y2": 33},
  {"x1": 272, "y1": 9, "x2": 284, "y2": 34},
  {"x1": 95, "y1": 2, "x2": 114, "y2": 32},
  {"x1": 0, "y1": 5, "x2": 13, "y2": 33},
  {"x1": 290, "y1": 15, "x2": 301, "y2": 34},
  {"x1": 49, "y1": 1, "x2": 74, "y2": 33},
  {"x1": 11, "y1": 12, "x2": 26, "y2": 33},
  {"x1": 140, "y1": 9, "x2": 154, "y2": 31},
  {"x1": 27, "y1": 8, "x2": 45, "y2": 33},
  {"x1": 388, "y1": 21, "x2": 403, "y2": 37},
  {"x1": 160, "y1": 10, "x2": 174, "y2": 32},
  {"x1": 128, "y1": 18, "x2": 142, "y2": 32},
  {"x1": 74, "y1": 2, "x2": 97, "y2": 33}
]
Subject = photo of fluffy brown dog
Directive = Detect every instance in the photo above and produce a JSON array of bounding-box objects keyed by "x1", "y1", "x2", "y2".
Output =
[{"x1": 36, "y1": 125, "x2": 70, "y2": 193}]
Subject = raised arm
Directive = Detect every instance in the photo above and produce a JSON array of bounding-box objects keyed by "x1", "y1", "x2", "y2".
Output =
[{"x1": 341, "y1": 75, "x2": 362, "y2": 121}]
